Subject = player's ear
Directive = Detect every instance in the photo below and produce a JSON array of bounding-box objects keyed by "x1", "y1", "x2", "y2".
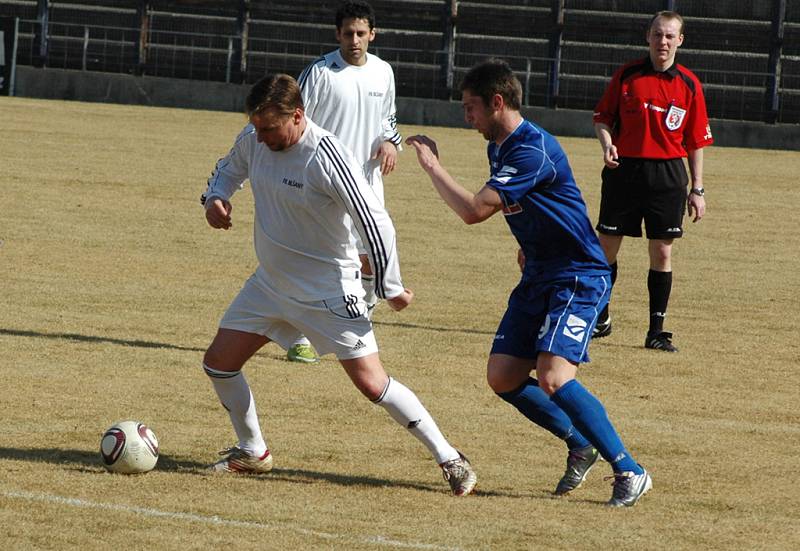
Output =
[{"x1": 491, "y1": 93, "x2": 504, "y2": 111}]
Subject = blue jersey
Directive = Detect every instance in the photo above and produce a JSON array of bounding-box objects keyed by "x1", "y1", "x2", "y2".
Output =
[{"x1": 486, "y1": 120, "x2": 609, "y2": 283}]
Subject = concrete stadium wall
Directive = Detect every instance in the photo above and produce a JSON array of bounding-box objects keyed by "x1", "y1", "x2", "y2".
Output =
[{"x1": 13, "y1": 66, "x2": 800, "y2": 151}]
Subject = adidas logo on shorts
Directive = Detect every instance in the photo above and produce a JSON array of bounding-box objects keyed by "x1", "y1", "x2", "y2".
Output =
[{"x1": 352, "y1": 339, "x2": 366, "y2": 351}]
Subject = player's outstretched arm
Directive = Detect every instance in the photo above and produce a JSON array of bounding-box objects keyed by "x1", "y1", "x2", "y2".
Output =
[{"x1": 406, "y1": 134, "x2": 501, "y2": 225}]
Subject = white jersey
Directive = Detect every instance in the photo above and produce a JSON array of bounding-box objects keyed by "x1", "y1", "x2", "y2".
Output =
[
  {"x1": 203, "y1": 118, "x2": 404, "y2": 302},
  {"x1": 298, "y1": 49, "x2": 401, "y2": 200}
]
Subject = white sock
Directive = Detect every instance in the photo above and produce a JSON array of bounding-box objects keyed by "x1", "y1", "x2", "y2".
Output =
[
  {"x1": 362, "y1": 274, "x2": 377, "y2": 309},
  {"x1": 203, "y1": 364, "x2": 268, "y2": 457},
  {"x1": 291, "y1": 336, "x2": 311, "y2": 347},
  {"x1": 374, "y1": 377, "x2": 459, "y2": 464}
]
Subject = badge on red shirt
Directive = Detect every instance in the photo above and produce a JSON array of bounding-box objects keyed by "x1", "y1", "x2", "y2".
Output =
[{"x1": 665, "y1": 104, "x2": 686, "y2": 131}]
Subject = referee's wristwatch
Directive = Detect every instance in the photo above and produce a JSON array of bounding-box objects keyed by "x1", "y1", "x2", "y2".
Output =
[{"x1": 690, "y1": 187, "x2": 705, "y2": 197}]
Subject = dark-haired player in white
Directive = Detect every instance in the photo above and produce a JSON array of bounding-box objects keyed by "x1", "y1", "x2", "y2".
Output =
[
  {"x1": 287, "y1": 1, "x2": 402, "y2": 363},
  {"x1": 200, "y1": 74, "x2": 476, "y2": 497},
  {"x1": 408, "y1": 59, "x2": 650, "y2": 507}
]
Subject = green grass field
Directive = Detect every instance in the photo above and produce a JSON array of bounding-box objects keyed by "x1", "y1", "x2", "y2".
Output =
[{"x1": 1, "y1": 96, "x2": 799, "y2": 550}]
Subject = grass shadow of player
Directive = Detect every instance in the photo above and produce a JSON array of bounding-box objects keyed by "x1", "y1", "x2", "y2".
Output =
[
  {"x1": 0, "y1": 328, "x2": 205, "y2": 353},
  {"x1": 260, "y1": 467, "x2": 536, "y2": 499},
  {"x1": 0, "y1": 447, "x2": 208, "y2": 472},
  {"x1": 0, "y1": 447, "x2": 587, "y2": 501}
]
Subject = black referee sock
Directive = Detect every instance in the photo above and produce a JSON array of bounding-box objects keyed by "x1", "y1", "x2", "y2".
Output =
[
  {"x1": 598, "y1": 261, "x2": 617, "y2": 323},
  {"x1": 648, "y1": 269, "x2": 672, "y2": 335}
]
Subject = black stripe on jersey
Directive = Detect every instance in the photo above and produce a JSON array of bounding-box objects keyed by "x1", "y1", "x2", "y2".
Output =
[
  {"x1": 387, "y1": 132, "x2": 402, "y2": 146},
  {"x1": 620, "y1": 60, "x2": 647, "y2": 84},
  {"x1": 205, "y1": 127, "x2": 253, "y2": 197},
  {"x1": 319, "y1": 136, "x2": 390, "y2": 297},
  {"x1": 320, "y1": 136, "x2": 389, "y2": 284},
  {"x1": 298, "y1": 57, "x2": 326, "y2": 90},
  {"x1": 207, "y1": 156, "x2": 232, "y2": 195},
  {"x1": 676, "y1": 69, "x2": 696, "y2": 96}
]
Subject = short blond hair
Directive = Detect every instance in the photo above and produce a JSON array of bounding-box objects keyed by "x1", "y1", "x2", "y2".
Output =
[
  {"x1": 245, "y1": 74, "x2": 304, "y2": 117},
  {"x1": 648, "y1": 10, "x2": 684, "y2": 35}
]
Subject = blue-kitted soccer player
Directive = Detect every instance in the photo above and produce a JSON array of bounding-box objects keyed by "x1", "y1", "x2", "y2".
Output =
[{"x1": 407, "y1": 58, "x2": 651, "y2": 507}]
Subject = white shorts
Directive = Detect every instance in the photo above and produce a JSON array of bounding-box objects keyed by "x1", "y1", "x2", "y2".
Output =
[{"x1": 219, "y1": 273, "x2": 379, "y2": 360}]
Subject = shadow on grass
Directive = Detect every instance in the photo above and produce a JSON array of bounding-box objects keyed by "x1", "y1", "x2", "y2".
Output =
[
  {"x1": 0, "y1": 328, "x2": 205, "y2": 352},
  {"x1": 0, "y1": 322, "x2": 496, "y2": 354},
  {"x1": 372, "y1": 320, "x2": 494, "y2": 336},
  {"x1": 0, "y1": 447, "x2": 208, "y2": 471},
  {"x1": 0, "y1": 447, "x2": 536, "y2": 499}
]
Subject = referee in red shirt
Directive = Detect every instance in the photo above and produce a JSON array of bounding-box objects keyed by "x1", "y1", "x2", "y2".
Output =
[{"x1": 592, "y1": 10, "x2": 713, "y2": 352}]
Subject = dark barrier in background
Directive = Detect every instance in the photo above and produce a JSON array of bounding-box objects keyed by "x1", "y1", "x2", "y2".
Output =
[
  {"x1": 13, "y1": 65, "x2": 800, "y2": 151},
  {"x1": 1, "y1": 17, "x2": 19, "y2": 96}
]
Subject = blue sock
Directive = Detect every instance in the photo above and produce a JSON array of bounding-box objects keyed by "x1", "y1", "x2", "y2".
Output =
[
  {"x1": 498, "y1": 377, "x2": 592, "y2": 450},
  {"x1": 551, "y1": 379, "x2": 643, "y2": 474}
]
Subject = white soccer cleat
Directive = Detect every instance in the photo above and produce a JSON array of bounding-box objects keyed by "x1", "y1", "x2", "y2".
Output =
[
  {"x1": 606, "y1": 468, "x2": 652, "y2": 507},
  {"x1": 441, "y1": 451, "x2": 477, "y2": 496},
  {"x1": 210, "y1": 446, "x2": 274, "y2": 474}
]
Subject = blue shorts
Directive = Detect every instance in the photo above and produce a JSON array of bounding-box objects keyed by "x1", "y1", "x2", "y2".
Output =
[{"x1": 490, "y1": 274, "x2": 610, "y2": 364}]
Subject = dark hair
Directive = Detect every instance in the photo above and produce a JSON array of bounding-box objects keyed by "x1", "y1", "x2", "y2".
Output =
[
  {"x1": 336, "y1": 1, "x2": 375, "y2": 30},
  {"x1": 460, "y1": 59, "x2": 522, "y2": 111},
  {"x1": 648, "y1": 10, "x2": 684, "y2": 35},
  {"x1": 245, "y1": 74, "x2": 304, "y2": 117}
]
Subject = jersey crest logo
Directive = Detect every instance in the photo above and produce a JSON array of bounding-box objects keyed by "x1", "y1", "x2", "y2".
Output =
[
  {"x1": 500, "y1": 189, "x2": 523, "y2": 216},
  {"x1": 665, "y1": 104, "x2": 687, "y2": 131}
]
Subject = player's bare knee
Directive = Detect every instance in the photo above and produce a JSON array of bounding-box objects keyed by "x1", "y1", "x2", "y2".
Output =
[
  {"x1": 486, "y1": 366, "x2": 516, "y2": 394},
  {"x1": 537, "y1": 378, "x2": 558, "y2": 396},
  {"x1": 356, "y1": 378, "x2": 386, "y2": 401},
  {"x1": 202, "y1": 348, "x2": 240, "y2": 373}
]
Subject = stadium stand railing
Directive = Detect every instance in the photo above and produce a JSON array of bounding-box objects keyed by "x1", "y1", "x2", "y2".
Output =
[{"x1": 1, "y1": 0, "x2": 798, "y2": 124}]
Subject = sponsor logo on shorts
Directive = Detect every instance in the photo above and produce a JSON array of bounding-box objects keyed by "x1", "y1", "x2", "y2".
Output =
[
  {"x1": 665, "y1": 227, "x2": 681, "y2": 233},
  {"x1": 493, "y1": 334, "x2": 505, "y2": 340},
  {"x1": 352, "y1": 339, "x2": 366, "y2": 351},
  {"x1": 598, "y1": 223, "x2": 618, "y2": 231},
  {"x1": 562, "y1": 314, "x2": 588, "y2": 343}
]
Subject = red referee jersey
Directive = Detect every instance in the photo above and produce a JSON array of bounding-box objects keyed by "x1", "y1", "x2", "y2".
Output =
[{"x1": 593, "y1": 57, "x2": 713, "y2": 159}]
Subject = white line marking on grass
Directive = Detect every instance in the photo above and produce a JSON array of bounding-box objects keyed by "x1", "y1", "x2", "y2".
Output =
[{"x1": 3, "y1": 489, "x2": 462, "y2": 550}]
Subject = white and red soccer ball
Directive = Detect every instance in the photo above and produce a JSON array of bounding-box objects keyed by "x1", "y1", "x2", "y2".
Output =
[{"x1": 100, "y1": 421, "x2": 159, "y2": 474}]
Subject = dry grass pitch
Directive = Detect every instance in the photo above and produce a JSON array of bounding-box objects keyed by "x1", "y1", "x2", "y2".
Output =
[{"x1": 1, "y1": 96, "x2": 799, "y2": 550}]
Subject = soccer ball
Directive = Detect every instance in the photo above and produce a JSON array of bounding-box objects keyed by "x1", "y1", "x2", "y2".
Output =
[{"x1": 100, "y1": 420, "x2": 159, "y2": 474}]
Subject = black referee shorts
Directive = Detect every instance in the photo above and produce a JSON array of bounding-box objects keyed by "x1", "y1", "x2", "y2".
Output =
[{"x1": 596, "y1": 157, "x2": 688, "y2": 240}]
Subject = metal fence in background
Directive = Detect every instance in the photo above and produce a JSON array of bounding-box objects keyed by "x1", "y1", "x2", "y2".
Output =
[{"x1": 3, "y1": 0, "x2": 799, "y2": 124}]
